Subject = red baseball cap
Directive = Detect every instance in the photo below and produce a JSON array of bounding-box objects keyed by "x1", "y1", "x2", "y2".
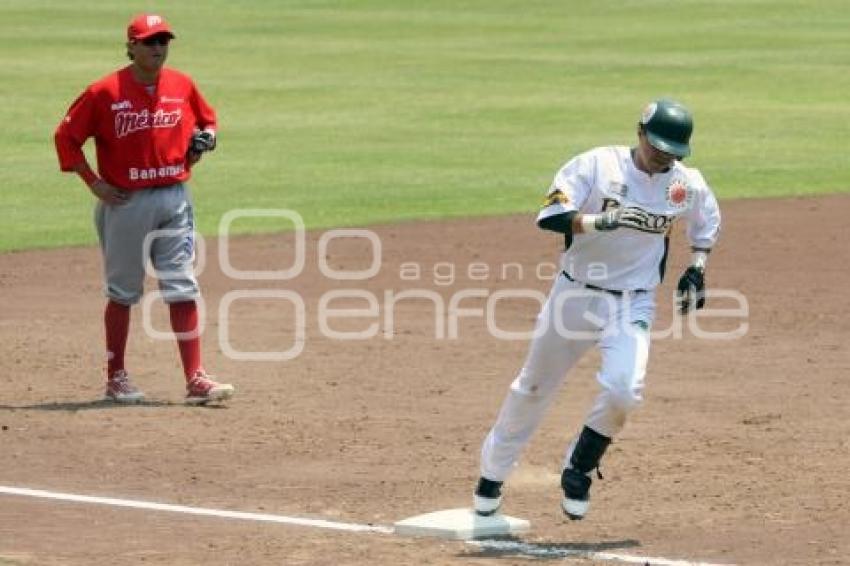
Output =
[{"x1": 127, "y1": 13, "x2": 175, "y2": 41}]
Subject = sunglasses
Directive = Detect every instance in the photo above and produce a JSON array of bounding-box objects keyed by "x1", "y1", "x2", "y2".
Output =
[{"x1": 140, "y1": 35, "x2": 171, "y2": 47}]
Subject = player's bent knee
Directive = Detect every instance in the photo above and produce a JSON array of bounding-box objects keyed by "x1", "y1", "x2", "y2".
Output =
[
  {"x1": 608, "y1": 387, "x2": 643, "y2": 413},
  {"x1": 614, "y1": 391, "x2": 643, "y2": 413}
]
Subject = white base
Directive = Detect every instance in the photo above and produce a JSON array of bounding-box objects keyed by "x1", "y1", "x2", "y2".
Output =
[{"x1": 394, "y1": 508, "x2": 530, "y2": 540}]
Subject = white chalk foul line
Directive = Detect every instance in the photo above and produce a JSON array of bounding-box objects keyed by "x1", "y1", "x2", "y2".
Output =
[
  {"x1": 0, "y1": 486, "x2": 393, "y2": 534},
  {"x1": 0, "y1": 485, "x2": 733, "y2": 566}
]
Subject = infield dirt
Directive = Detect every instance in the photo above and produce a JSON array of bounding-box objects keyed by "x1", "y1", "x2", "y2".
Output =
[{"x1": 1, "y1": 195, "x2": 848, "y2": 565}]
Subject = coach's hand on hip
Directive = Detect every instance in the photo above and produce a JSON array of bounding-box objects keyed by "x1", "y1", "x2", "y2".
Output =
[
  {"x1": 676, "y1": 266, "x2": 706, "y2": 314},
  {"x1": 89, "y1": 179, "x2": 129, "y2": 205}
]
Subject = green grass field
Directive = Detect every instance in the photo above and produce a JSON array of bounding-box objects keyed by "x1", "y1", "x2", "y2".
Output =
[{"x1": 1, "y1": 0, "x2": 848, "y2": 251}]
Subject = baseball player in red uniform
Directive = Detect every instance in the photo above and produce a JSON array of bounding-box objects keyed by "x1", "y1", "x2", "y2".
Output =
[
  {"x1": 54, "y1": 13, "x2": 233, "y2": 405},
  {"x1": 473, "y1": 99, "x2": 721, "y2": 519}
]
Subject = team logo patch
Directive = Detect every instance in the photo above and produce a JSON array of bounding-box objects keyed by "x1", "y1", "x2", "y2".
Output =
[
  {"x1": 543, "y1": 189, "x2": 570, "y2": 207},
  {"x1": 114, "y1": 108, "x2": 182, "y2": 138},
  {"x1": 666, "y1": 179, "x2": 693, "y2": 209},
  {"x1": 110, "y1": 100, "x2": 132, "y2": 111}
]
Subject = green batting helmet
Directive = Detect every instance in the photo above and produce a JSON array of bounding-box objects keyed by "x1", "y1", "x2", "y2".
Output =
[{"x1": 639, "y1": 99, "x2": 693, "y2": 158}]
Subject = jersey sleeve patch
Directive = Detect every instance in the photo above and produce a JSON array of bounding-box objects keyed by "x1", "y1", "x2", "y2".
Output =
[{"x1": 542, "y1": 189, "x2": 570, "y2": 208}]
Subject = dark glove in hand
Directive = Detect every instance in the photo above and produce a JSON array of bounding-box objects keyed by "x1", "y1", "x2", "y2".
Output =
[
  {"x1": 676, "y1": 266, "x2": 705, "y2": 313},
  {"x1": 594, "y1": 208, "x2": 621, "y2": 231},
  {"x1": 190, "y1": 130, "x2": 216, "y2": 154}
]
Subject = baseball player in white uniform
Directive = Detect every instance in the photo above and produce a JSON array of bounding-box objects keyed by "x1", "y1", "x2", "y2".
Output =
[{"x1": 473, "y1": 99, "x2": 721, "y2": 520}]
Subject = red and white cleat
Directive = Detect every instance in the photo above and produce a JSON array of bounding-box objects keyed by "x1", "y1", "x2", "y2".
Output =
[
  {"x1": 105, "y1": 370, "x2": 145, "y2": 404},
  {"x1": 185, "y1": 371, "x2": 234, "y2": 405}
]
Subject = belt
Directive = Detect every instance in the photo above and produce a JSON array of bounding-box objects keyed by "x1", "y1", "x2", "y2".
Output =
[{"x1": 561, "y1": 271, "x2": 646, "y2": 297}]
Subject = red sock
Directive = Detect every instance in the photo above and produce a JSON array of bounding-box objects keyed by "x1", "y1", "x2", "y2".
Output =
[
  {"x1": 105, "y1": 300, "x2": 130, "y2": 378},
  {"x1": 169, "y1": 300, "x2": 203, "y2": 380}
]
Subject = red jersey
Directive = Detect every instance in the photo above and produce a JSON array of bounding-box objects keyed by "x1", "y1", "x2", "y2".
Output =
[{"x1": 54, "y1": 66, "x2": 217, "y2": 190}]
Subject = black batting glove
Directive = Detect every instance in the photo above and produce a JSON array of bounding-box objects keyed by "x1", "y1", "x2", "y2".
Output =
[
  {"x1": 676, "y1": 266, "x2": 706, "y2": 314},
  {"x1": 190, "y1": 130, "x2": 216, "y2": 154},
  {"x1": 594, "y1": 208, "x2": 621, "y2": 231}
]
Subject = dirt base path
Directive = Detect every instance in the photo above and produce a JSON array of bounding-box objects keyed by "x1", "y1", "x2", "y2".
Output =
[{"x1": 1, "y1": 195, "x2": 848, "y2": 565}]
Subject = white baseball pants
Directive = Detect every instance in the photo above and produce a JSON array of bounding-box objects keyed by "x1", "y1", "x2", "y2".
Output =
[{"x1": 480, "y1": 274, "x2": 655, "y2": 482}]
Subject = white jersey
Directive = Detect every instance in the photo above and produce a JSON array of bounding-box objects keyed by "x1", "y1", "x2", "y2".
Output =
[{"x1": 537, "y1": 146, "x2": 721, "y2": 291}]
